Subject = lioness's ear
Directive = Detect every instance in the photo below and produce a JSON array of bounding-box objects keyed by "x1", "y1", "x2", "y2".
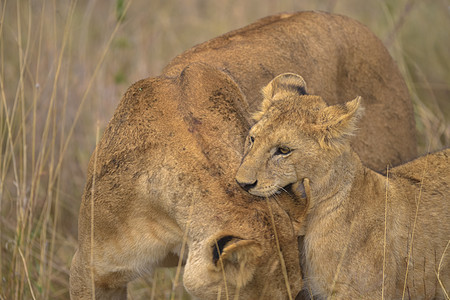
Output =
[
  {"x1": 316, "y1": 96, "x2": 364, "y2": 149},
  {"x1": 213, "y1": 237, "x2": 262, "y2": 288},
  {"x1": 253, "y1": 73, "x2": 307, "y2": 121}
]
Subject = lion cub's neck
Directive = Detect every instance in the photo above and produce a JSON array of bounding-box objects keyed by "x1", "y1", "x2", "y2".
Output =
[
  {"x1": 302, "y1": 149, "x2": 386, "y2": 298},
  {"x1": 307, "y1": 149, "x2": 361, "y2": 210},
  {"x1": 304, "y1": 148, "x2": 381, "y2": 229}
]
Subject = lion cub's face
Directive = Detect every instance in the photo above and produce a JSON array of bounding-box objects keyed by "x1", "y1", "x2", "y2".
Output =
[
  {"x1": 236, "y1": 109, "x2": 317, "y2": 197},
  {"x1": 235, "y1": 73, "x2": 362, "y2": 197}
]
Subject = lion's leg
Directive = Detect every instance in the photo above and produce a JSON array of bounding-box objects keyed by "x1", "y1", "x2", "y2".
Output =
[
  {"x1": 70, "y1": 249, "x2": 113, "y2": 300},
  {"x1": 69, "y1": 246, "x2": 134, "y2": 300},
  {"x1": 70, "y1": 250, "x2": 88, "y2": 299},
  {"x1": 70, "y1": 227, "x2": 183, "y2": 299}
]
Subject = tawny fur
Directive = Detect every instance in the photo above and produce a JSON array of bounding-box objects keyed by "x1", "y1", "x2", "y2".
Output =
[
  {"x1": 70, "y1": 64, "x2": 301, "y2": 300},
  {"x1": 71, "y1": 11, "x2": 419, "y2": 299},
  {"x1": 236, "y1": 74, "x2": 450, "y2": 299}
]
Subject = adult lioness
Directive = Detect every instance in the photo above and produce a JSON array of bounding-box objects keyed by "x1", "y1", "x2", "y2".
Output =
[
  {"x1": 71, "y1": 11, "x2": 418, "y2": 299},
  {"x1": 235, "y1": 73, "x2": 450, "y2": 299},
  {"x1": 70, "y1": 64, "x2": 302, "y2": 300}
]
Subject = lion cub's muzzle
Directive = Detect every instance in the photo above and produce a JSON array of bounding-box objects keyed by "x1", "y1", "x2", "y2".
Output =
[
  {"x1": 235, "y1": 179, "x2": 258, "y2": 192},
  {"x1": 235, "y1": 164, "x2": 259, "y2": 193}
]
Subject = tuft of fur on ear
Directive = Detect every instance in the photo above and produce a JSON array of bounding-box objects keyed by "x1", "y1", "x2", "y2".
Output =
[
  {"x1": 315, "y1": 96, "x2": 364, "y2": 149},
  {"x1": 253, "y1": 73, "x2": 307, "y2": 121},
  {"x1": 214, "y1": 239, "x2": 263, "y2": 288}
]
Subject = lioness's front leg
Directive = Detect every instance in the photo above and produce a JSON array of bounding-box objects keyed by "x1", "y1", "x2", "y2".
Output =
[
  {"x1": 70, "y1": 182, "x2": 184, "y2": 300},
  {"x1": 70, "y1": 249, "x2": 127, "y2": 300},
  {"x1": 70, "y1": 243, "x2": 137, "y2": 300},
  {"x1": 70, "y1": 234, "x2": 182, "y2": 299}
]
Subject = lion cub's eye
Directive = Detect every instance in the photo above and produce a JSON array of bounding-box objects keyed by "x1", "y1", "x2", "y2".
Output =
[{"x1": 275, "y1": 146, "x2": 291, "y2": 155}]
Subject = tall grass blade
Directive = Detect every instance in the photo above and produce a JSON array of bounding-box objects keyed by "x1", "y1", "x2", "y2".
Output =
[
  {"x1": 266, "y1": 197, "x2": 293, "y2": 300},
  {"x1": 382, "y1": 166, "x2": 390, "y2": 299}
]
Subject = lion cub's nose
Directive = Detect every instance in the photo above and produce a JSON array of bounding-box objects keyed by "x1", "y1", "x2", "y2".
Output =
[{"x1": 236, "y1": 179, "x2": 258, "y2": 192}]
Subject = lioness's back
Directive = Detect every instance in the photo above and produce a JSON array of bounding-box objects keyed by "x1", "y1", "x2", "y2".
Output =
[
  {"x1": 164, "y1": 11, "x2": 417, "y2": 171},
  {"x1": 390, "y1": 148, "x2": 449, "y2": 183},
  {"x1": 390, "y1": 148, "x2": 450, "y2": 212}
]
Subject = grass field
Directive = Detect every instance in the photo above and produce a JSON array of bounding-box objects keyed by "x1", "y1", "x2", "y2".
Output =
[{"x1": 0, "y1": 0, "x2": 449, "y2": 299}]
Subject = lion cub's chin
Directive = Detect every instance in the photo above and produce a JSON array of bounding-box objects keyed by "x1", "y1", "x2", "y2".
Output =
[
  {"x1": 248, "y1": 185, "x2": 290, "y2": 198},
  {"x1": 248, "y1": 188, "x2": 279, "y2": 198}
]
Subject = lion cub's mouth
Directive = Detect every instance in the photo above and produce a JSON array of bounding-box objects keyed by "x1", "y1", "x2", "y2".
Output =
[
  {"x1": 273, "y1": 183, "x2": 306, "y2": 199},
  {"x1": 247, "y1": 184, "x2": 291, "y2": 198}
]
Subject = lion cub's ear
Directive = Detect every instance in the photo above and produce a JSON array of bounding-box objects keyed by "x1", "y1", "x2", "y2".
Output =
[
  {"x1": 315, "y1": 96, "x2": 364, "y2": 149},
  {"x1": 253, "y1": 73, "x2": 307, "y2": 121}
]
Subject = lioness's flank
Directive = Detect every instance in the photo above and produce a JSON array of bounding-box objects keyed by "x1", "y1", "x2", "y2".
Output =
[{"x1": 236, "y1": 73, "x2": 450, "y2": 299}]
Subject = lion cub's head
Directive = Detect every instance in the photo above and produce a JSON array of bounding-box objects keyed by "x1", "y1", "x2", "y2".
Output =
[{"x1": 235, "y1": 73, "x2": 363, "y2": 197}]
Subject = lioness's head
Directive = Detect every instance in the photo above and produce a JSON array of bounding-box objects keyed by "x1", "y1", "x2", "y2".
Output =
[{"x1": 235, "y1": 73, "x2": 363, "y2": 197}]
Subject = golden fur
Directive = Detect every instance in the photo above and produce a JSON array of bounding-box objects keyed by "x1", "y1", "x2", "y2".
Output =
[
  {"x1": 236, "y1": 73, "x2": 450, "y2": 299},
  {"x1": 70, "y1": 64, "x2": 301, "y2": 300},
  {"x1": 165, "y1": 11, "x2": 417, "y2": 171},
  {"x1": 71, "y1": 11, "x2": 419, "y2": 299}
]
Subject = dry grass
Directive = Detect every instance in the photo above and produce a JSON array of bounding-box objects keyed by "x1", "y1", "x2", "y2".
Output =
[{"x1": 0, "y1": 0, "x2": 448, "y2": 299}]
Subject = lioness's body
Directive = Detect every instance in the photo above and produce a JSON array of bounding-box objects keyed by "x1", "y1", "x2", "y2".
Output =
[
  {"x1": 71, "y1": 12, "x2": 418, "y2": 299},
  {"x1": 70, "y1": 64, "x2": 302, "y2": 300},
  {"x1": 235, "y1": 74, "x2": 449, "y2": 299},
  {"x1": 165, "y1": 11, "x2": 417, "y2": 171}
]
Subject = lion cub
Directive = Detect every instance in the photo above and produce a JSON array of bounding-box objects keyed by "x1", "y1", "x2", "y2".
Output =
[{"x1": 235, "y1": 73, "x2": 450, "y2": 299}]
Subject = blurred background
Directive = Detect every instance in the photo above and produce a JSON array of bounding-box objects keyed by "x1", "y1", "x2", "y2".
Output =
[{"x1": 1, "y1": 0, "x2": 448, "y2": 299}]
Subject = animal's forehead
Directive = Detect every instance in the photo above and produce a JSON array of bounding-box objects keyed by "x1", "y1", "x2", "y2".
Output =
[
  {"x1": 250, "y1": 115, "x2": 298, "y2": 146},
  {"x1": 251, "y1": 111, "x2": 282, "y2": 136},
  {"x1": 250, "y1": 95, "x2": 326, "y2": 137},
  {"x1": 251, "y1": 105, "x2": 297, "y2": 134}
]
